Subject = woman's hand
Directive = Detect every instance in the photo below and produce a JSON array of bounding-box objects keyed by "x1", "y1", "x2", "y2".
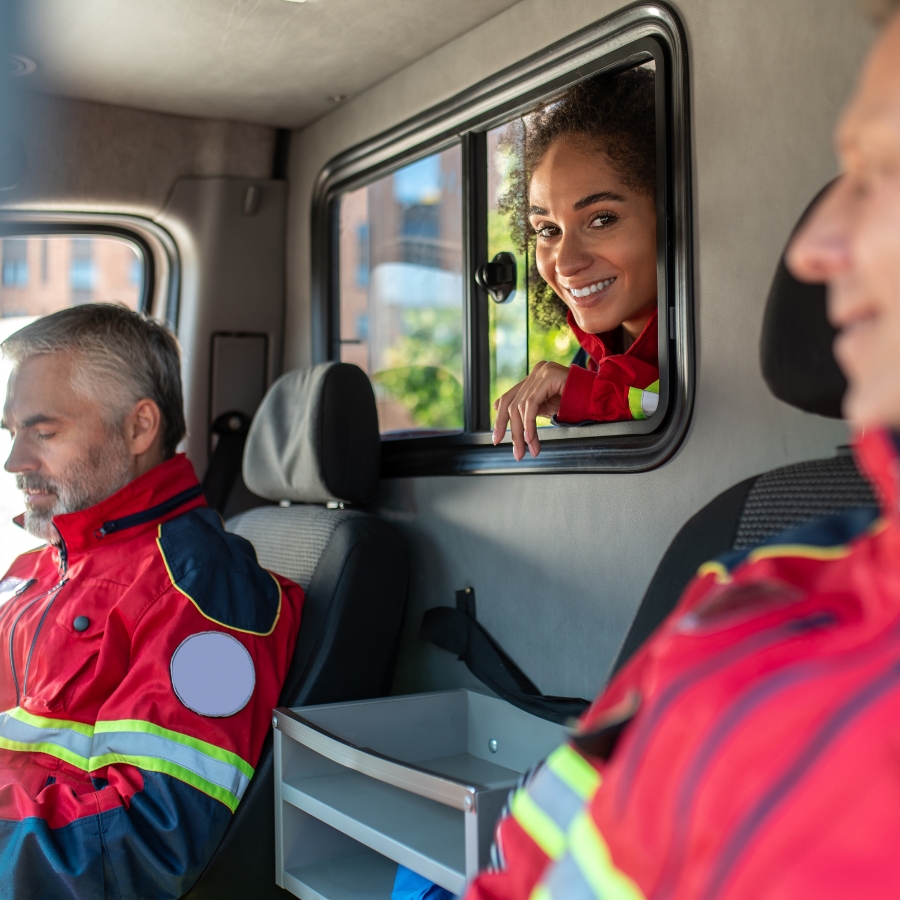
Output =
[{"x1": 492, "y1": 361, "x2": 569, "y2": 460}]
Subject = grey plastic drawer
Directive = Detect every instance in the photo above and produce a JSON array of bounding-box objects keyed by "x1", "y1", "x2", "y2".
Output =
[{"x1": 274, "y1": 690, "x2": 567, "y2": 900}]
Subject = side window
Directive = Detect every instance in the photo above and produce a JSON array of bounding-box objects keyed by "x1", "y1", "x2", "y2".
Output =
[
  {"x1": 318, "y1": 7, "x2": 691, "y2": 474},
  {"x1": 0, "y1": 233, "x2": 144, "y2": 315},
  {"x1": 338, "y1": 146, "x2": 464, "y2": 436},
  {"x1": 0, "y1": 232, "x2": 148, "y2": 573}
]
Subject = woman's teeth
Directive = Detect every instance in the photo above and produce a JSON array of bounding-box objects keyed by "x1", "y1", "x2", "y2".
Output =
[{"x1": 568, "y1": 278, "x2": 616, "y2": 298}]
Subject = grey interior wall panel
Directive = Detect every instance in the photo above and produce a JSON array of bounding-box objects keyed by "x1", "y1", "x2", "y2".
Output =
[
  {"x1": 160, "y1": 178, "x2": 286, "y2": 471},
  {"x1": 0, "y1": 94, "x2": 276, "y2": 216},
  {"x1": 285, "y1": 0, "x2": 869, "y2": 700}
]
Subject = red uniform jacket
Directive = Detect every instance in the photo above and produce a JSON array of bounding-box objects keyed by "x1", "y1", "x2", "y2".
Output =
[
  {"x1": 557, "y1": 309, "x2": 659, "y2": 424},
  {"x1": 0, "y1": 454, "x2": 303, "y2": 900},
  {"x1": 467, "y1": 428, "x2": 900, "y2": 900}
]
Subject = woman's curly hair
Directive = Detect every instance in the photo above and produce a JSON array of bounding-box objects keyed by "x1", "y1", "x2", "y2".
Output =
[{"x1": 498, "y1": 66, "x2": 657, "y2": 329}]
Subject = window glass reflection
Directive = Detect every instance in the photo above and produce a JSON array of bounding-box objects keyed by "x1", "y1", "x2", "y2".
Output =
[{"x1": 338, "y1": 145, "x2": 464, "y2": 435}]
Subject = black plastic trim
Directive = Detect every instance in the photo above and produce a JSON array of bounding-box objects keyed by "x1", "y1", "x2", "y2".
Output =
[
  {"x1": 0, "y1": 213, "x2": 181, "y2": 327},
  {"x1": 312, "y1": 2, "x2": 693, "y2": 476}
]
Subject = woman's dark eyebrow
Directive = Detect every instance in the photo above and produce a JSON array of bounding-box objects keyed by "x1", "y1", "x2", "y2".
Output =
[
  {"x1": 527, "y1": 205, "x2": 547, "y2": 216},
  {"x1": 574, "y1": 191, "x2": 627, "y2": 210}
]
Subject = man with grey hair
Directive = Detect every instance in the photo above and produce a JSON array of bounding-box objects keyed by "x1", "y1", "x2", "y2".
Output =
[
  {"x1": 0, "y1": 303, "x2": 304, "y2": 900},
  {"x1": 466, "y1": 4, "x2": 900, "y2": 900}
]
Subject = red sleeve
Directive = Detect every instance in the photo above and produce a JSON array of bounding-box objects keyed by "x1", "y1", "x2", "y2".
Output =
[
  {"x1": 556, "y1": 357, "x2": 659, "y2": 424},
  {"x1": 465, "y1": 814, "x2": 553, "y2": 900}
]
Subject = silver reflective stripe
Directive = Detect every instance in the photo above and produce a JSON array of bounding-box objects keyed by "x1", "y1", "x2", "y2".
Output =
[
  {"x1": 640, "y1": 391, "x2": 659, "y2": 417},
  {"x1": 0, "y1": 710, "x2": 92, "y2": 762},
  {"x1": 542, "y1": 853, "x2": 594, "y2": 900},
  {"x1": 92, "y1": 731, "x2": 251, "y2": 800},
  {"x1": 528, "y1": 764, "x2": 586, "y2": 835}
]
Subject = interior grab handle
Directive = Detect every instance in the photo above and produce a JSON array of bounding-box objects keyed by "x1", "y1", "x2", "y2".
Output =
[{"x1": 475, "y1": 251, "x2": 517, "y2": 304}]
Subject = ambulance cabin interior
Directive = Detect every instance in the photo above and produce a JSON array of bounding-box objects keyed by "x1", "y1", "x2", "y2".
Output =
[{"x1": 0, "y1": 0, "x2": 876, "y2": 894}]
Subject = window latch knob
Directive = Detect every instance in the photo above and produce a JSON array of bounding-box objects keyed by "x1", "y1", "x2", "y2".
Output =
[{"x1": 475, "y1": 252, "x2": 517, "y2": 304}]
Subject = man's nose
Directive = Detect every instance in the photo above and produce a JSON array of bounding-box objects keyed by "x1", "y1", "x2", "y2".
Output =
[
  {"x1": 786, "y1": 180, "x2": 852, "y2": 284},
  {"x1": 555, "y1": 229, "x2": 593, "y2": 277},
  {"x1": 4, "y1": 436, "x2": 37, "y2": 475}
]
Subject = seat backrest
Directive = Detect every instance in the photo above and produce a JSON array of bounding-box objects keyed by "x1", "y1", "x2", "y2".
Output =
[
  {"x1": 184, "y1": 362, "x2": 408, "y2": 900},
  {"x1": 610, "y1": 184, "x2": 876, "y2": 677}
]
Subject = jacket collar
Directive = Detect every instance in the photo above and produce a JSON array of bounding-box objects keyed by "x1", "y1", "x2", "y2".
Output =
[
  {"x1": 49, "y1": 454, "x2": 206, "y2": 560},
  {"x1": 566, "y1": 308, "x2": 658, "y2": 366},
  {"x1": 854, "y1": 429, "x2": 900, "y2": 519}
]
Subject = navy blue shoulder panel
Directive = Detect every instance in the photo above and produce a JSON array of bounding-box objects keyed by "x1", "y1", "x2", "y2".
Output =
[
  {"x1": 158, "y1": 507, "x2": 281, "y2": 635},
  {"x1": 715, "y1": 506, "x2": 881, "y2": 574}
]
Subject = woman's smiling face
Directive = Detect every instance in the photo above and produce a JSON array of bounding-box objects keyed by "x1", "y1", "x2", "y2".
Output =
[{"x1": 528, "y1": 137, "x2": 658, "y2": 338}]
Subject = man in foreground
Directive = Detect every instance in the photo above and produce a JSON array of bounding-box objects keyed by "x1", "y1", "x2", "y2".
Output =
[
  {"x1": 466, "y1": 4, "x2": 900, "y2": 898},
  {"x1": 0, "y1": 304, "x2": 303, "y2": 898}
]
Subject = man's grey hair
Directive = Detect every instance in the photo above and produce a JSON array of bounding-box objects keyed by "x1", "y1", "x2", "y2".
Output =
[
  {"x1": 861, "y1": 0, "x2": 900, "y2": 25},
  {"x1": 2, "y1": 303, "x2": 186, "y2": 458}
]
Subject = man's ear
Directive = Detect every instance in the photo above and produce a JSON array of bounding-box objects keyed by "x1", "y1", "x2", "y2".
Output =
[{"x1": 125, "y1": 398, "x2": 163, "y2": 458}]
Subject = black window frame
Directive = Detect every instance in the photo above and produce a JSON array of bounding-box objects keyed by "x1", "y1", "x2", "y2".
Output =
[
  {"x1": 312, "y1": 2, "x2": 692, "y2": 476},
  {"x1": 0, "y1": 215, "x2": 181, "y2": 327}
]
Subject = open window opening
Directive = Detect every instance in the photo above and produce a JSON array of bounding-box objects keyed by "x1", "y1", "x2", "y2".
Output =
[{"x1": 317, "y1": 4, "x2": 692, "y2": 476}]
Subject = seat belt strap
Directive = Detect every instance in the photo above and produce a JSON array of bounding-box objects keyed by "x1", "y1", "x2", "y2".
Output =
[
  {"x1": 419, "y1": 588, "x2": 590, "y2": 725},
  {"x1": 202, "y1": 411, "x2": 253, "y2": 513}
]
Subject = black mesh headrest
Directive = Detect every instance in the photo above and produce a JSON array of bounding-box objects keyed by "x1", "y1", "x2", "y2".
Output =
[{"x1": 759, "y1": 182, "x2": 847, "y2": 418}]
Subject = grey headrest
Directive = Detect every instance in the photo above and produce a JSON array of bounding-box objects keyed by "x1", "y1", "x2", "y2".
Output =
[{"x1": 242, "y1": 362, "x2": 381, "y2": 505}]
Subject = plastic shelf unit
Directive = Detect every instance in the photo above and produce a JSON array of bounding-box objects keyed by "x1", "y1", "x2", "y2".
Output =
[{"x1": 273, "y1": 690, "x2": 568, "y2": 900}]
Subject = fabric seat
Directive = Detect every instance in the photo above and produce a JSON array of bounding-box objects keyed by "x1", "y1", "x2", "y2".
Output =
[
  {"x1": 609, "y1": 185, "x2": 875, "y2": 677},
  {"x1": 184, "y1": 362, "x2": 408, "y2": 900}
]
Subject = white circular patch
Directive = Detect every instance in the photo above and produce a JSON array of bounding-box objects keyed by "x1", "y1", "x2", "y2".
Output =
[{"x1": 170, "y1": 632, "x2": 256, "y2": 717}]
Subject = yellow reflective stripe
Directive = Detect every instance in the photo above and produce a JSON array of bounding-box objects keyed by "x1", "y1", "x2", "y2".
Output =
[
  {"x1": 9, "y1": 707, "x2": 94, "y2": 737},
  {"x1": 0, "y1": 737, "x2": 90, "y2": 769},
  {"x1": 545, "y1": 744, "x2": 601, "y2": 802},
  {"x1": 568, "y1": 812, "x2": 646, "y2": 900},
  {"x1": 627, "y1": 381, "x2": 659, "y2": 421},
  {"x1": 89, "y1": 751, "x2": 241, "y2": 812},
  {"x1": 627, "y1": 387, "x2": 646, "y2": 420},
  {"x1": 528, "y1": 883, "x2": 553, "y2": 900},
  {"x1": 0, "y1": 711, "x2": 252, "y2": 810},
  {"x1": 0, "y1": 707, "x2": 94, "y2": 768},
  {"x1": 94, "y1": 719, "x2": 254, "y2": 779},
  {"x1": 510, "y1": 788, "x2": 567, "y2": 861}
]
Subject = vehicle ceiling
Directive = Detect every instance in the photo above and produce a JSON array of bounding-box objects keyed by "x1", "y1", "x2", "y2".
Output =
[{"x1": 15, "y1": 0, "x2": 522, "y2": 128}]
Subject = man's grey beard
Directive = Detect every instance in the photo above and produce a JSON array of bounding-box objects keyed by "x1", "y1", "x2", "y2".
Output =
[{"x1": 17, "y1": 432, "x2": 135, "y2": 543}]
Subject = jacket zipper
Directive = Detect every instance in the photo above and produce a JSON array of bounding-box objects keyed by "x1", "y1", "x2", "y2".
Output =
[{"x1": 8, "y1": 538, "x2": 69, "y2": 707}]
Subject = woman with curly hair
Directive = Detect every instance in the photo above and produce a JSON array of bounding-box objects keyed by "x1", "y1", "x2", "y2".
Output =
[{"x1": 492, "y1": 67, "x2": 660, "y2": 460}]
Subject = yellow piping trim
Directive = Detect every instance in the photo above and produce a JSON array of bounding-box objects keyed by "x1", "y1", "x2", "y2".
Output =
[
  {"x1": 156, "y1": 526, "x2": 282, "y2": 637},
  {"x1": 746, "y1": 543, "x2": 853, "y2": 564},
  {"x1": 697, "y1": 561, "x2": 731, "y2": 583},
  {"x1": 696, "y1": 517, "x2": 887, "y2": 581}
]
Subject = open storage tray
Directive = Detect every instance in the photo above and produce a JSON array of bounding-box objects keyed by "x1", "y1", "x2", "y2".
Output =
[{"x1": 274, "y1": 690, "x2": 567, "y2": 900}]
